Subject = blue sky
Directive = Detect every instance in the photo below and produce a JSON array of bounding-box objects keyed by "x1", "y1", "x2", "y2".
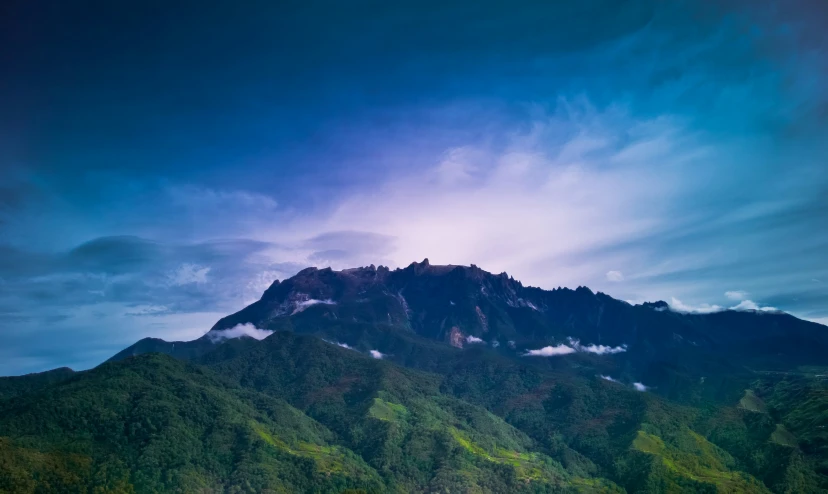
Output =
[{"x1": 1, "y1": 0, "x2": 826, "y2": 375}]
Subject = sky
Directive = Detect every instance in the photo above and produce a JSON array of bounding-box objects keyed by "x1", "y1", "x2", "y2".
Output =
[{"x1": 1, "y1": 0, "x2": 826, "y2": 375}]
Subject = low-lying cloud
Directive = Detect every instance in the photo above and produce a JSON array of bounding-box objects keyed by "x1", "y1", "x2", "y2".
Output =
[
  {"x1": 524, "y1": 337, "x2": 628, "y2": 357},
  {"x1": 369, "y1": 349, "x2": 385, "y2": 359},
  {"x1": 523, "y1": 344, "x2": 577, "y2": 357},
  {"x1": 730, "y1": 300, "x2": 778, "y2": 312},
  {"x1": 633, "y1": 382, "x2": 648, "y2": 392},
  {"x1": 208, "y1": 323, "x2": 273, "y2": 342},
  {"x1": 291, "y1": 299, "x2": 336, "y2": 315},
  {"x1": 669, "y1": 296, "x2": 778, "y2": 314},
  {"x1": 569, "y1": 338, "x2": 627, "y2": 355},
  {"x1": 600, "y1": 375, "x2": 619, "y2": 382},
  {"x1": 668, "y1": 298, "x2": 723, "y2": 314},
  {"x1": 723, "y1": 290, "x2": 778, "y2": 312},
  {"x1": 466, "y1": 335, "x2": 485, "y2": 344},
  {"x1": 321, "y1": 339, "x2": 354, "y2": 350}
]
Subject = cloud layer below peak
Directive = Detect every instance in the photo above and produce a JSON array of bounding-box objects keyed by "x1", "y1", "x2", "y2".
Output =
[
  {"x1": 523, "y1": 338, "x2": 627, "y2": 357},
  {"x1": 207, "y1": 323, "x2": 273, "y2": 342}
]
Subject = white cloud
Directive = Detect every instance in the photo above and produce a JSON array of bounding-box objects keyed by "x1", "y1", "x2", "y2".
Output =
[
  {"x1": 633, "y1": 382, "x2": 648, "y2": 392},
  {"x1": 725, "y1": 290, "x2": 748, "y2": 301},
  {"x1": 668, "y1": 297, "x2": 723, "y2": 314},
  {"x1": 169, "y1": 264, "x2": 211, "y2": 285},
  {"x1": 569, "y1": 338, "x2": 627, "y2": 355},
  {"x1": 669, "y1": 296, "x2": 779, "y2": 314},
  {"x1": 606, "y1": 270, "x2": 625, "y2": 282},
  {"x1": 524, "y1": 338, "x2": 627, "y2": 357},
  {"x1": 291, "y1": 298, "x2": 335, "y2": 315},
  {"x1": 600, "y1": 375, "x2": 619, "y2": 382},
  {"x1": 523, "y1": 344, "x2": 576, "y2": 357},
  {"x1": 369, "y1": 349, "x2": 385, "y2": 359},
  {"x1": 208, "y1": 323, "x2": 273, "y2": 342},
  {"x1": 729, "y1": 300, "x2": 778, "y2": 312},
  {"x1": 466, "y1": 335, "x2": 485, "y2": 344}
]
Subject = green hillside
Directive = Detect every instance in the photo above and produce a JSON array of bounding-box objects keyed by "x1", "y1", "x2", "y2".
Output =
[{"x1": 0, "y1": 339, "x2": 619, "y2": 492}]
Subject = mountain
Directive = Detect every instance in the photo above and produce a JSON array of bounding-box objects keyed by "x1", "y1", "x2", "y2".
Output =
[
  {"x1": 119, "y1": 260, "x2": 828, "y2": 402},
  {"x1": 3, "y1": 261, "x2": 828, "y2": 492},
  {"x1": 210, "y1": 260, "x2": 827, "y2": 367}
]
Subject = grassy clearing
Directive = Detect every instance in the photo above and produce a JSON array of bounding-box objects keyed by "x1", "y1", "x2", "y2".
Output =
[
  {"x1": 368, "y1": 398, "x2": 409, "y2": 423},
  {"x1": 253, "y1": 421, "x2": 357, "y2": 475},
  {"x1": 449, "y1": 427, "x2": 552, "y2": 482},
  {"x1": 738, "y1": 390, "x2": 767, "y2": 413},
  {"x1": 770, "y1": 424, "x2": 798, "y2": 448}
]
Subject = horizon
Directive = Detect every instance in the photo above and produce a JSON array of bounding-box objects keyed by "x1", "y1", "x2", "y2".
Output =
[{"x1": 2, "y1": 0, "x2": 827, "y2": 375}]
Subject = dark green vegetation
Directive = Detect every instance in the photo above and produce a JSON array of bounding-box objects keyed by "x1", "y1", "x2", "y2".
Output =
[{"x1": 3, "y1": 261, "x2": 828, "y2": 492}]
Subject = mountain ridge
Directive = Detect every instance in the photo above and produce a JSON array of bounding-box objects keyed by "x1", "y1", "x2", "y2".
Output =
[{"x1": 114, "y1": 260, "x2": 828, "y2": 401}]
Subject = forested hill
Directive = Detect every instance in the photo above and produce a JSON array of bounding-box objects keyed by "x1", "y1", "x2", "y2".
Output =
[{"x1": 3, "y1": 261, "x2": 828, "y2": 492}]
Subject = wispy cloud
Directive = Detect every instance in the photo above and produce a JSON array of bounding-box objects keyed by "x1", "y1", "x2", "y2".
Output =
[
  {"x1": 369, "y1": 349, "x2": 385, "y2": 359},
  {"x1": 466, "y1": 335, "x2": 485, "y2": 344},
  {"x1": 291, "y1": 298, "x2": 336, "y2": 315},
  {"x1": 633, "y1": 382, "x2": 649, "y2": 392},
  {"x1": 569, "y1": 338, "x2": 627, "y2": 355},
  {"x1": 606, "y1": 271, "x2": 625, "y2": 282}
]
